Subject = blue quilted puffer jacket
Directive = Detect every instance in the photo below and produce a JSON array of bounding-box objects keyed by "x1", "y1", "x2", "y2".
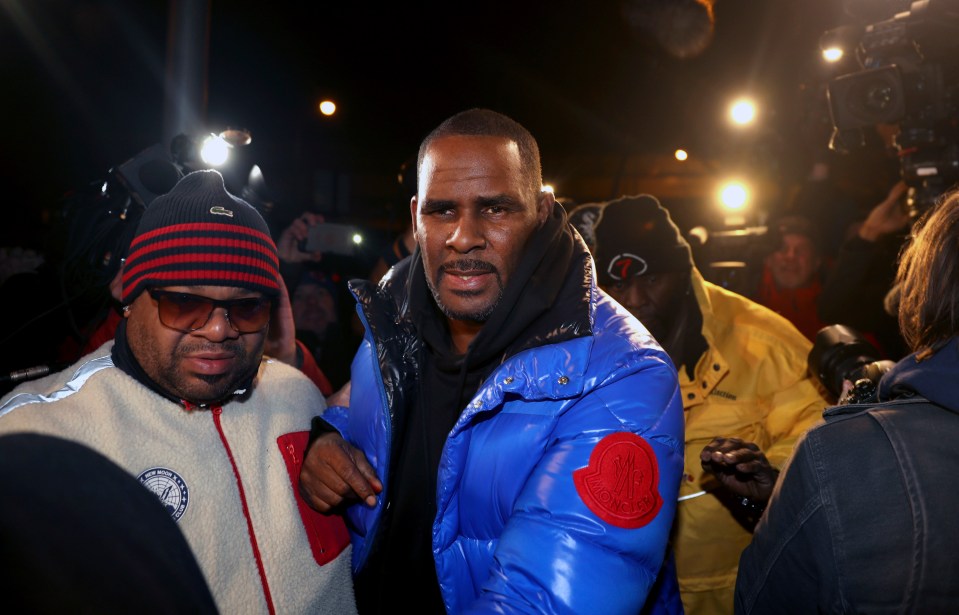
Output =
[{"x1": 323, "y1": 255, "x2": 686, "y2": 615}]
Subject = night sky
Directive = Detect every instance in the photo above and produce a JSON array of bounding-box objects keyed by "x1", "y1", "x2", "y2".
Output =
[{"x1": 2, "y1": 0, "x2": 883, "y2": 250}]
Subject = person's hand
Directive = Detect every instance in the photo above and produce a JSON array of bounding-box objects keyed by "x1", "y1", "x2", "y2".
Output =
[
  {"x1": 264, "y1": 274, "x2": 297, "y2": 365},
  {"x1": 299, "y1": 432, "x2": 382, "y2": 513},
  {"x1": 277, "y1": 212, "x2": 325, "y2": 263},
  {"x1": 858, "y1": 180, "x2": 911, "y2": 242},
  {"x1": 699, "y1": 437, "x2": 779, "y2": 503},
  {"x1": 836, "y1": 378, "x2": 856, "y2": 405}
]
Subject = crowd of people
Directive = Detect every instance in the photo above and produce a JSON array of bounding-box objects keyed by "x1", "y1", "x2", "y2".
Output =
[{"x1": 0, "y1": 105, "x2": 956, "y2": 615}]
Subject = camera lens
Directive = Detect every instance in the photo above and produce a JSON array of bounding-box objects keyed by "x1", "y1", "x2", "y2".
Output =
[
  {"x1": 830, "y1": 66, "x2": 906, "y2": 129},
  {"x1": 808, "y1": 324, "x2": 885, "y2": 399}
]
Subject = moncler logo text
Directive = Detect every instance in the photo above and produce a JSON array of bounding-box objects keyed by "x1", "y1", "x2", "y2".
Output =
[{"x1": 573, "y1": 432, "x2": 662, "y2": 528}]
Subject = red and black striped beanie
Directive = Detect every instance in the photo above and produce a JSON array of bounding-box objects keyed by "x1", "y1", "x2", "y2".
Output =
[{"x1": 121, "y1": 169, "x2": 280, "y2": 304}]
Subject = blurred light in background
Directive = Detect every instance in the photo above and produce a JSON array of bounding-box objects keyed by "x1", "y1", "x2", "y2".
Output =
[
  {"x1": 220, "y1": 127, "x2": 252, "y2": 146},
  {"x1": 352, "y1": 231, "x2": 363, "y2": 246},
  {"x1": 318, "y1": 100, "x2": 337, "y2": 116},
  {"x1": 675, "y1": 149, "x2": 689, "y2": 161},
  {"x1": 729, "y1": 98, "x2": 757, "y2": 126},
  {"x1": 718, "y1": 180, "x2": 749, "y2": 210},
  {"x1": 822, "y1": 46, "x2": 844, "y2": 62},
  {"x1": 542, "y1": 183, "x2": 555, "y2": 194},
  {"x1": 718, "y1": 179, "x2": 750, "y2": 227}
]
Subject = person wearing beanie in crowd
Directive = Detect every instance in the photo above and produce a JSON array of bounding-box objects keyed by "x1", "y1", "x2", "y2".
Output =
[
  {"x1": 0, "y1": 169, "x2": 356, "y2": 614},
  {"x1": 298, "y1": 109, "x2": 686, "y2": 614},
  {"x1": 570, "y1": 194, "x2": 828, "y2": 615}
]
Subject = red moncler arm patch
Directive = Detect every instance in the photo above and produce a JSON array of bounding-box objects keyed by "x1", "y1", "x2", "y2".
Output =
[{"x1": 573, "y1": 432, "x2": 662, "y2": 529}]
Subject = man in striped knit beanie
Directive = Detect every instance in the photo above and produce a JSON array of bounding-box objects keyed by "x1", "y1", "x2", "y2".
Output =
[{"x1": 0, "y1": 169, "x2": 357, "y2": 614}]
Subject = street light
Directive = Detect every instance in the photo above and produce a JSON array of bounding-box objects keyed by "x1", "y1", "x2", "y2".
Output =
[{"x1": 318, "y1": 100, "x2": 336, "y2": 116}]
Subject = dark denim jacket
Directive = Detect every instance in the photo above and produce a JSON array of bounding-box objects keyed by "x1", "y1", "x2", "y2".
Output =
[{"x1": 735, "y1": 390, "x2": 959, "y2": 614}]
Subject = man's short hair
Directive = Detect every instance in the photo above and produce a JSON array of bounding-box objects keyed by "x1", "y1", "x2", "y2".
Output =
[{"x1": 417, "y1": 108, "x2": 543, "y2": 201}]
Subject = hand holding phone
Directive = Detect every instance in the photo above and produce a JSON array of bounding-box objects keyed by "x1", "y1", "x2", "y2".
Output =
[{"x1": 277, "y1": 213, "x2": 323, "y2": 263}]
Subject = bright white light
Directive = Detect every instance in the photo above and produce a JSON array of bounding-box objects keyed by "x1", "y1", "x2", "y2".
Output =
[
  {"x1": 351, "y1": 233, "x2": 363, "y2": 245},
  {"x1": 822, "y1": 47, "x2": 844, "y2": 63},
  {"x1": 542, "y1": 184, "x2": 555, "y2": 194},
  {"x1": 319, "y1": 100, "x2": 336, "y2": 116},
  {"x1": 200, "y1": 134, "x2": 230, "y2": 166},
  {"x1": 719, "y1": 181, "x2": 749, "y2": 210},
  {"x1": 675, "y1": 149, "x2": 688, "y2": 161},
  {"x1": 729, "y1": 99, "x2": 757, "y2": 126}
]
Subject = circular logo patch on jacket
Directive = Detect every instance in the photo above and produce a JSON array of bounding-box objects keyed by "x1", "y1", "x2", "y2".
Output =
[
  {"x1": 138, "y1": 467, "x2": 189, "y2": 522},
  {"x1": 572, "y1": 432, "x2": 662, "y2": 528}
]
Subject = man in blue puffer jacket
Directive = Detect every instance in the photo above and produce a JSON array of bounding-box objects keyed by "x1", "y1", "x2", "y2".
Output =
[{"x1": 300, "y1": 108, "x2": 686, "y2": 614}]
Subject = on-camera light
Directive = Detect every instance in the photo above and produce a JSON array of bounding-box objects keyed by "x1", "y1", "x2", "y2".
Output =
[{"x1": 199, "y1": 133, "x2": 231, "y2": 167}]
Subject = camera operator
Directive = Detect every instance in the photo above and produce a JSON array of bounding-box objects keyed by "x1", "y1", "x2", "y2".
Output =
[
  {"x1": 817, "y1": 179, "x2": 911, "y2": 359},
  {"x1": 735, "y1": 185, "x2": 959, "y2": 614},
  {"x1": 814, "y1": 0, "x2": 959, "y2": 360}
]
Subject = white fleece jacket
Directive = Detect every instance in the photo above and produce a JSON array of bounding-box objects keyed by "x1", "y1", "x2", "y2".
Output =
[{"x1": 0, "y1": 341, "x2": 356, "y2": 615}]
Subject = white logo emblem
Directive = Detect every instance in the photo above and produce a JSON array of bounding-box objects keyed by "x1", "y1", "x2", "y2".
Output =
[{"x1": 138, "y1": 467, "x2": 190, "y2": 522}]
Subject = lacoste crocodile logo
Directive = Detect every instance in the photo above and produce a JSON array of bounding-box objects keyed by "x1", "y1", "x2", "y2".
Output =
[
  {"x1": 573, "y1": 432, "x2": 662, "y2": 528},
  {"x1": 209, "y1": 206, "x2": 234, "y2": 217}
]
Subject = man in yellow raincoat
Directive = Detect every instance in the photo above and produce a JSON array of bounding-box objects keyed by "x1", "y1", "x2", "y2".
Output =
[{"x1": 571, "y1": 194, "x2": 829, "y2": 615}]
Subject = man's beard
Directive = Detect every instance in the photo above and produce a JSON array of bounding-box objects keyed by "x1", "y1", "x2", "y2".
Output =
[
  {"x1": 166, "y1": 341, "x2": 258, "y2": 405},
  {"x1": 426, "y1": 260, "x2": 504, "y2": 323}
]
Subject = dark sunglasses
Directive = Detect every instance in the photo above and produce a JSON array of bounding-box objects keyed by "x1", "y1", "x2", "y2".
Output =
[{"x1": 147, "y1": 289, "x2": 273, "y2": 334}]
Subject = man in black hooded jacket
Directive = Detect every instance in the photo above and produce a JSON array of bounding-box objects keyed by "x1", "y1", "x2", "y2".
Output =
[{"x1": 299, "y1": 108, "x2": 686, "y2": 614}]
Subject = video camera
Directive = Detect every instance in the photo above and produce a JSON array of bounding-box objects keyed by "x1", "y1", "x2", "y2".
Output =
[{"x1": 823, "y1": 0, "x2": 959, "y2": 217}]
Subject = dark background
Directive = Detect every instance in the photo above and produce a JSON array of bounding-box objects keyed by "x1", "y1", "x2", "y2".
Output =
[{"x1": 1, "y1": 0, "x2": 903, "y2": 253}]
